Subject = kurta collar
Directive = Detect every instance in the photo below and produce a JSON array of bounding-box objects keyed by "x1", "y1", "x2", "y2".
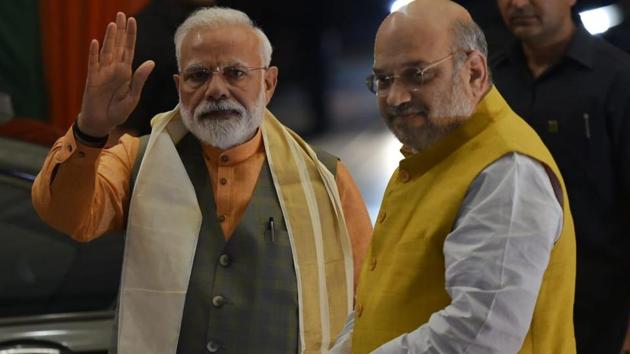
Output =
[{"x1": 201, "y1": 128, "x2": 263, "y2": 166}]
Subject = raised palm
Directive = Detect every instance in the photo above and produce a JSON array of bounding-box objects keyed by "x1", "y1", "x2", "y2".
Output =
[{"x1": 78, "y1": 12, "x2": 155, "y2": 137}]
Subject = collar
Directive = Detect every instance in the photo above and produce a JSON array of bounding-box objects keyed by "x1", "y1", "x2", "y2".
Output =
[
  {"x1": 399, "y1": 86, "x2": 507, "y2": 176},
  {"x1": 564, "y1": 26, "x2": 594, "y2": 69},
  {"x1": 201, "y1": 128, "x2": 263, "y2": 166},
  {"x1": 495, "y1": 25, "x2": 594, "y2": 70}
]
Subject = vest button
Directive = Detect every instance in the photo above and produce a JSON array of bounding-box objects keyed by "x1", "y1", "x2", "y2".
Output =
[
  {"x1": 399, "y1": 169, "x2": 411, "y2": 182},
  {"x1": 220, "y1": 155, "x2": 229, "y2": 163},
  {"x1": 219, "y1": 177, "x2": 228, "y2": 185},
  {"x1": 212, "y1": 295, "x2": 226, "y2": 308},
  {"x1": 218, "y1": 214, "x2": 226, "y2": 223},
  {"x1": 356, "y1": 303, "x2": 364, "y2": 318},
  {"x1": 219, "y1": 254, "x2": 231, "y2": 267},
  {"x1": 212, "y1": 295, "x2": 225, "y2": 308},
  {"x1": 369, "y1": 257, "x2": 377, "y2": 271},
  {"x1": 206, "y1": 340, "x2": 220, "y2": 352}
]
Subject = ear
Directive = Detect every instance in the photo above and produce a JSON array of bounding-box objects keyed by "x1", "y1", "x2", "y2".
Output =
[
  {"x1": 263, "y1": 66, "x2": 278, "y2": 104},
  {"x1": 173, "y1": 74, "x2": 181, "y2": 92},
  {"x1": 465, "y1": 50, "x2": 489, "y2": 102}
]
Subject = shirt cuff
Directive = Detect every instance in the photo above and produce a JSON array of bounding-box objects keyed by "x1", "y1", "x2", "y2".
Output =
[
  {"x1": 55, "y1": 126, "x2": 103, "y2": 166},
  {"x1": 72, "y1": 121, "x2": 109, "y2": 147}
]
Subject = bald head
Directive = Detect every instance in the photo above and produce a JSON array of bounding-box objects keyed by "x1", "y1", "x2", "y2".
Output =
[
  {"x1": 394, "y1": 0, "x2": 471, "y2": 32},
  {"x1": 376, "y1": 0, "x2": 472, "y2": 62}
]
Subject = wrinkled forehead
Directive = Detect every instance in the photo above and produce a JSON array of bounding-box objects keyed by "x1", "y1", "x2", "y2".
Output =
[{"x1": 180, "y1": 25, "x2": 262, "y2": 69}]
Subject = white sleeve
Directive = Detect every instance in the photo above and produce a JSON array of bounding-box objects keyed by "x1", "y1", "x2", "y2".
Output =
[
  {"x1": 372, "y1": 153, "x2": 563, "y2": 354},
  {"x1": 328, "y1": 311, "x2": 355, "y2": 354}
]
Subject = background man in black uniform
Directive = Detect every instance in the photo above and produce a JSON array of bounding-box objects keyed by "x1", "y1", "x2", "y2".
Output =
[{"x1": 491, "y1": 0, "x2": 630, "y2": 353}]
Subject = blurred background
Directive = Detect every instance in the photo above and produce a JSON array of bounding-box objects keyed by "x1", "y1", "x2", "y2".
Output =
[
  {"x1": 0, "y1": 0, "x2": 629, "y2": 352},
  {"x1": 2, "y1": 0, "x2": 628, "y2": 219}
]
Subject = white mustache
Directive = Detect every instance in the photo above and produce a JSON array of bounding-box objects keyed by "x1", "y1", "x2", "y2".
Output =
[{"x1": 195, "y1": 100, "x2": 246, "y2": 119}]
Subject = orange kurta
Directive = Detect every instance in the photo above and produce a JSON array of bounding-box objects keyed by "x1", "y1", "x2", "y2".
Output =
[{"x1": 32, "y1": 127, "x2": 373, "y2": 286}]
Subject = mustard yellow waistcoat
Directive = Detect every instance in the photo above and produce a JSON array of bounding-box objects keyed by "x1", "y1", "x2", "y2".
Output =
[{"x1": 353, "y1": 87, "x2": 576, "y2": 353}]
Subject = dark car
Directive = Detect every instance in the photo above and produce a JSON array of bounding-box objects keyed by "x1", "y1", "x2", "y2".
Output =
[{"x1": 0, "y1": 136, "x2": 123, "y2": 353}]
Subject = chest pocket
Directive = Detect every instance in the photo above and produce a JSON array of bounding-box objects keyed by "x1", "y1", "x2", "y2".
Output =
[{"x1": 533, "y1": 91, "x2": 604, "y2": 162}]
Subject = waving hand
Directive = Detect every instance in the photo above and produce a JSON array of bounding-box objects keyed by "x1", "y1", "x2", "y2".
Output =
[{"x1": 78, "y1": 12, "x2": 155, "y2": 137}]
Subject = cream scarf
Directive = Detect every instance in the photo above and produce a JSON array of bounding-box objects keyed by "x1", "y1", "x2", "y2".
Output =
[{"x1": 117, "y1": 107, "x2": 353, "y2": 353}]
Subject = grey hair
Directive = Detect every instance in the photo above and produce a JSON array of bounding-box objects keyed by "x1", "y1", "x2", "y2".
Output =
[
  {"x1": 174, "y1": 7, "x2": 273, "y2": 70},
  {"x1": 450, "y1": 19, "x2": 492, "y2": 83}
]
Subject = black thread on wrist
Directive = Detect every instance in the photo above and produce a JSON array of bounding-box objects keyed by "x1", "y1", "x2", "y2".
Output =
[{"x1": 72, "y1": 122, "x2": 109, "y2": 147}]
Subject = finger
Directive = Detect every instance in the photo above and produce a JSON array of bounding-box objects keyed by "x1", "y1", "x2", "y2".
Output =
[
  {"x1": 100, "y1": 22, "x2": 116, "y2": 65},
  {"x1": 113, "y1": 12, "x2": 127, "y2": 62},
  {"x1": 123, "y1": 17, "x2": 137, "y2": 66},
  {"x1": 87, "y1": 39, "x2": 100, "y2": 74},
  {"x1": 130, "y1": 60, "x2": 155, "y2": 99}
]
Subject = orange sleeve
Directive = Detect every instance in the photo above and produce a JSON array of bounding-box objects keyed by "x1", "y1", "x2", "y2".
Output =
[
  {"x1": 335, "y1": 161, "x2": 373, "y2": 290},
  {"x1": 31, "y1": 127, "x2": 140, "y2": 242}
]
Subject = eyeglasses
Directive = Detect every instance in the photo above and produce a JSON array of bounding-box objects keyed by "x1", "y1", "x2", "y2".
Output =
[
  {"x1": 180, "y1": 64, "x2": 268, "y2": 90},
  {"x1": 365, "y1": 52, "x2": 458, "y2": 96}
]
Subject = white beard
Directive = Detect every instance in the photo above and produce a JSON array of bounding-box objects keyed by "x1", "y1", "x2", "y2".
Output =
[{"x1": 179, "y1": 93, "x2": 266, "y2": 150}]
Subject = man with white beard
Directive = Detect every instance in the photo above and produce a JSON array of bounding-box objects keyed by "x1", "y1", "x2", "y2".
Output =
[
  {"x1": 31, "y1": 7, "x2": 372, "y2": 354},
  {"x1": 329, "y1": 1, "x2": 576, "y2": 353}
]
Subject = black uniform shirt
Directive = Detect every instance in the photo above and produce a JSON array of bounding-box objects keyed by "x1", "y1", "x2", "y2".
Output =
[{"x1": 491, "y1": 26, "x2": 630, "y2": 263}]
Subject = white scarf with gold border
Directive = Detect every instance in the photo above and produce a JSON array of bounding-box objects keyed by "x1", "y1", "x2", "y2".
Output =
[{"x1": 116, "y1": 107, "x2": 353, "y2": 353}]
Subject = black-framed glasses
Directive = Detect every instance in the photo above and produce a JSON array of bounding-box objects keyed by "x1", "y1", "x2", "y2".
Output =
[
  {"x1": 365, "y1": 52, "x2": 458, "y2": 96},
  {"x1": 180, "y1": 64, "x2": 268, "y2": 90}
]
